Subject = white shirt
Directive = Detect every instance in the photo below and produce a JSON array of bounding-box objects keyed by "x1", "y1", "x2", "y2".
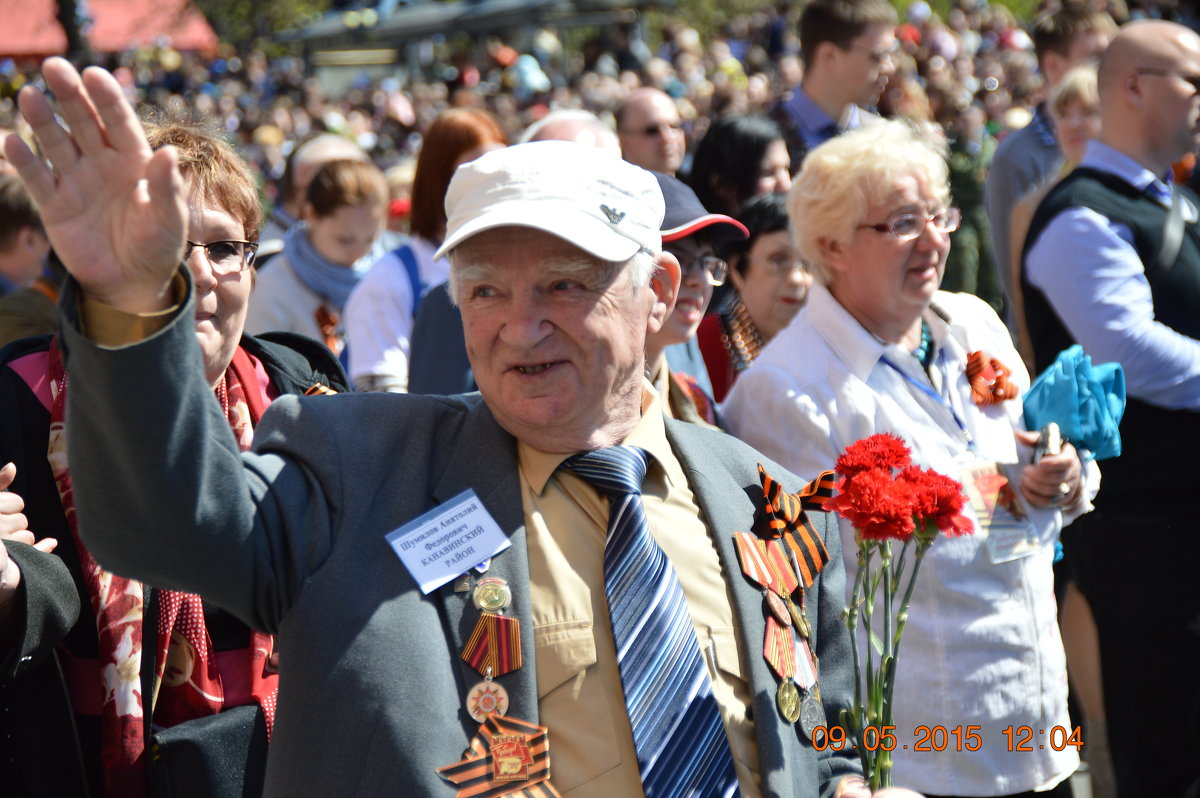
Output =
[
  {"x1": 723, "y1": 283, "x2": 1088, "y2": 795},
  {"x1": 344, "y1": 236, "x2": 449, "y2": 391}
]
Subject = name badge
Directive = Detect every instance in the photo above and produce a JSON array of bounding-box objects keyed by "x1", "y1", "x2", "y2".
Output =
[
  {"x1": 961, "y1": 462, "x2": 1041, "y2": 563},
  {"x1": 386, "y1": 490, "x2": 512, "y2": 594}
]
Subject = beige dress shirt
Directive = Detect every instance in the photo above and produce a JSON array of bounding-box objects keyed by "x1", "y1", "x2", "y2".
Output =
[{"x1": 519, "y1": 384, "x2": 761, "y2": 797}]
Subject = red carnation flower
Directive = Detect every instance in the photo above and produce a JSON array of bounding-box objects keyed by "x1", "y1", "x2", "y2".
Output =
[
  {"x1": 827, "y1": 468, "x2": 917, "y2": 541},
  {"x1": 835, "y1": 433, "x2": 912, "y2": 479},
  {"x1": 898, "y1": 465, "x2": 973, "y2": 537}
]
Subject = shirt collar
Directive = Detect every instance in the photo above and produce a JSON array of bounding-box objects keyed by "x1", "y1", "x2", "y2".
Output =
[
  {"x1": 784, "y1": 87, "x2": 856, "y2": 147},
  {"x1": 1030, "y1": 104, "x2": 1059, "y2": 149},
  {"x1": 805, "y1": 281, "x2": 958, "y2": 380},
  {"x1": 517, "y1": 379, "x2": 680, "y2": 496},
  {"x1": 1081, "y1": 139, "x2": 1173, "y2": 204}
]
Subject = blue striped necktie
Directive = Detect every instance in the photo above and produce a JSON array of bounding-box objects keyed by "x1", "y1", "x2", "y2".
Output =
[{"x1": 562, "y1": 445, "x2": 739, "y2": 798}]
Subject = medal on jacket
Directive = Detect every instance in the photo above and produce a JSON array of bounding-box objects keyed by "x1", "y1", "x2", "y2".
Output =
[
  {"x1": 738, "y1": 465, "x2": 838, "y2": 733},
  {"x1": 764, "y1": 616, "x2": 802, "y2": 723},
  {"x1": 461, "y1": 578, "x2": 522, "y2": 722},
  {"x1": 437, "y1": 713, "x2": 562, "y2": 797}
]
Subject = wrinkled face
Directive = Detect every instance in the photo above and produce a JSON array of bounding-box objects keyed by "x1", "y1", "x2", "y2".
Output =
[
  {"x1": 185, "y1": 191, "x2": 255, "y2": 387},
  {"x1": 660, "y1": 236, "x2": 717, "y2": 345},
  {"x1": 824, "y1": 173, "x2": 950, "y2": 340},
  {"x1": 1053, "y1": 97, "x2": 1100, "y2": 164},
  {"x1": 454, "y1": 227, "x2": 668, "y2": 453},
  {"x1": 304, "y1": 204, "x2": 385, "y2": 268},
  {"x1": 835, "y1": 23, "x2": 898, "y2": 108},
  {"x1": 731, "y1": 230, "x2": 810, "y2": 341},
  {"x1": 618, "y1": 94, "x2": 686, "y2": 174},
  {"x1": 756, "y1": 140, "x2": 792, "y2": 196}
]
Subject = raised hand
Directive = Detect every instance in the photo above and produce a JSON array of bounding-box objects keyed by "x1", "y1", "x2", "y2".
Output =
[{"x1": 3, "y1": 57, "x2": 188, "y2": 313}]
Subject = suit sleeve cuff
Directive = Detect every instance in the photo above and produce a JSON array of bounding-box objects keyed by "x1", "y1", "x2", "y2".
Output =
[{"x1": 80, "y1": 271, "x2": 188, "y2": 346}]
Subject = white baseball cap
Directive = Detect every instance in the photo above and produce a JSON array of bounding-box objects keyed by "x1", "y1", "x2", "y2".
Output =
[{"x1": 434, "y1": 140, "x2": 665, "y2": 262}]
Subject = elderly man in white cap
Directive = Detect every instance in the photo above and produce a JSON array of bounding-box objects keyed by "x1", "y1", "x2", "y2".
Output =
[{"x1": 7, "y1": 58, "x2": 920, "y2": 798}]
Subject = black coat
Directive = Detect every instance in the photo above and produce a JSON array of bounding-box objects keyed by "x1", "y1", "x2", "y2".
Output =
[{"x1": 0, "y1": 331, "x2": 346, "y2": 798}]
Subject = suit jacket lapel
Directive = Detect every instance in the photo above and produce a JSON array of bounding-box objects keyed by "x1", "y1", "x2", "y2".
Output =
[
  {"x1": 667, "y1": 421, "x2": 815, "y2": 795},
  {"x1": 429, "y1": 400, "x2": 539, "y2": 726}
]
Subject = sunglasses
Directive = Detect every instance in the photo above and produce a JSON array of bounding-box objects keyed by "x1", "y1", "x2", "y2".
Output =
[{"x1": 625, "y1": 122, "x2": 684, "y2": 138}]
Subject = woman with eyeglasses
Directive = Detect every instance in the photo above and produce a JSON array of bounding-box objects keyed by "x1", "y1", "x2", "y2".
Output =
[
  {"x1": 0, "y1": 118, "x2": 348, "y2": 798},
  {"x1": 247, "y1": 158, "x2": 390, "y2": 361},
  {"x1": 698, "y1": 192, "x2": 811, "y2": 402},
  {"x1": 644, "y1": 173, "x2": 747, "y2": 426},
  {"x1": 723, "y1": 119, "x2": 1098, "y2": 798}
]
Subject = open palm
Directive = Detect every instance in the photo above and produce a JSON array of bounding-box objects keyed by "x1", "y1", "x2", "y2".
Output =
[{"x1": 3, "y1": 58, "x2": 187, "y2": 312}]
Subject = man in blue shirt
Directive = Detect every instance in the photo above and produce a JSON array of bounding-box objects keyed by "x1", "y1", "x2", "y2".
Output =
[
  {"x1": 1022, "y1": 19, "x2": 1200, "y2": 797},
  {"x1": 770, "y1": 0, "x2": 897, "y2": 170},
  {"x1": 984, "y1": 3, "x2": 1114, "y2": 328}
]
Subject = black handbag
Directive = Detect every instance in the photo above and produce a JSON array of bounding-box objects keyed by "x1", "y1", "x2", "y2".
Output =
[{"x1": 148, "y1": 703, "x2": 269, "y2": 798}]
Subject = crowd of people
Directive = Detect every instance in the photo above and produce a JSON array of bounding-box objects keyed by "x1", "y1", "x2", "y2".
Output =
[{"x1": 0, "y1": 0, "x2": 1198, "y2": 796}]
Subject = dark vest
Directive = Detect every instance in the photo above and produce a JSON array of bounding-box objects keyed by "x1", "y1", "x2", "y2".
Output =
[{"x1": 1021, "y1": 167, "x2": 1200, "y2": 511}]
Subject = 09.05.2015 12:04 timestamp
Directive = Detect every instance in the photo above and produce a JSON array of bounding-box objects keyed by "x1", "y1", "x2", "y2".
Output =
[{"x1": 810, "y1": 724, "x2": 1085, "y2": 752}]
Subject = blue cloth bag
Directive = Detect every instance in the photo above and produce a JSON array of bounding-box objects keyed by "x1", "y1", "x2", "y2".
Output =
[{"x1": 1023, "y1": 345, "x2": 1126, "y2": 460}]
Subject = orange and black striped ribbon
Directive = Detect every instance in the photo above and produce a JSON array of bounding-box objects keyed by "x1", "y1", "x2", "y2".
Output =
[
  {"x1": 303, "y1": 382, "x2": 338, "y2": 396},
  {"x1": 461, "y1": 612, "x2": 523, "y2": 677},
  {"x1": 437, "y1": 714, "x2": 561, "y2": 797},
  {"x1": 785, "y1": 518, "x2": 828, "y2": 590},
  {"x1": 757, "y1": 465, "x2": 833, "y2": 588},
  {"x1": 966, "y1": 350, "x2": 1017, "y2": 406},
  {"x1": 763, "y1": 616, "x2": 796, "y2": 680}
]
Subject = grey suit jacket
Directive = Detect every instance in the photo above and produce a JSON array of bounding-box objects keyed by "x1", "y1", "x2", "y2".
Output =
[{"x1": 60, "y1": 275, "x2": 859, "y2": 797}]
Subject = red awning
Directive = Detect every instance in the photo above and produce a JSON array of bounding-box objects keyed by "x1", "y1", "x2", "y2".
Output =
[{"x1": 0, "y1": 0, "x2": 218, "y2": 58}]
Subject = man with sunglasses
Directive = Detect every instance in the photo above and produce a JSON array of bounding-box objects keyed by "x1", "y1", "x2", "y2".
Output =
[
  {"x1": 616, "y1": 87, "x2": 686, "y2": 175},
  {"x1": 769, "y1": 0, "x2": 898, "y2": 171},
  {"x1": 1022, "y1": 19, "x2": 1200, "y2": 797}
]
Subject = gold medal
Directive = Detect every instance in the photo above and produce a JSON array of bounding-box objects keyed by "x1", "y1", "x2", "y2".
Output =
[
  {"x1": 765, "y1": 590, "x2": 792, "y2": 627},
  {"x1": 776, "y1": 680, "x2": 801, "y2": 723},
  {"x1": 787, "y1": 595, "x2": 811, "y2": 640},
  {"x1": 465, "y1": 678, "x2": 510, "y2": 722},
  {"x1": 473, "y1": 577, "x2": 512, "y2": 612}
]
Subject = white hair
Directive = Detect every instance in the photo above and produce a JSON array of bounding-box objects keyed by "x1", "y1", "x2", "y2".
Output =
[
  {"x1": 789, "y1": 118, "x2": 949, "y2": 285},
  {"x1": 447, "y1": 243, "x2": 658, "y2": 305}
]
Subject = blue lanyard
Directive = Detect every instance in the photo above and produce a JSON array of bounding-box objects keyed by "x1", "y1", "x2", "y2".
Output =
[{"x1": 881, "y1": 354, "x2": 976, "y2": 453}]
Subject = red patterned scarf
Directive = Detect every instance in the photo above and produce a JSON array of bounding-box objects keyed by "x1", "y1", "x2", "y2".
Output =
[{"x1": 46, "y1": 340, "x2": 278, "y2": 797}]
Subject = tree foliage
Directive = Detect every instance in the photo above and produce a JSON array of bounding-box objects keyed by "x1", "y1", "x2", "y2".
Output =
[{"x1": 191, "y1": 0, "x2": 332, "y2": 53}]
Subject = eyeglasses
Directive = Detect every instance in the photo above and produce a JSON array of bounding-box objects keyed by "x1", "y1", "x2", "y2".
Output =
[
  {"x1": 674, "y1": 253, "x2": 728, "y2": 286},
  {"x1": 1137, "y1": 67, "x2": 1200, "y2": 94},
  {"x1": 749, "y1": 252, "x2": 808, "y2": 275},
  {"x1": 624, "y1": 121, "x2": 684, "y2": 138},
  {"x1": 182, "y1": 239, "x2": 259, "y2": 275},
  {"x1": 859, "y1": 207, "x2": 961, "y2": 241}
]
